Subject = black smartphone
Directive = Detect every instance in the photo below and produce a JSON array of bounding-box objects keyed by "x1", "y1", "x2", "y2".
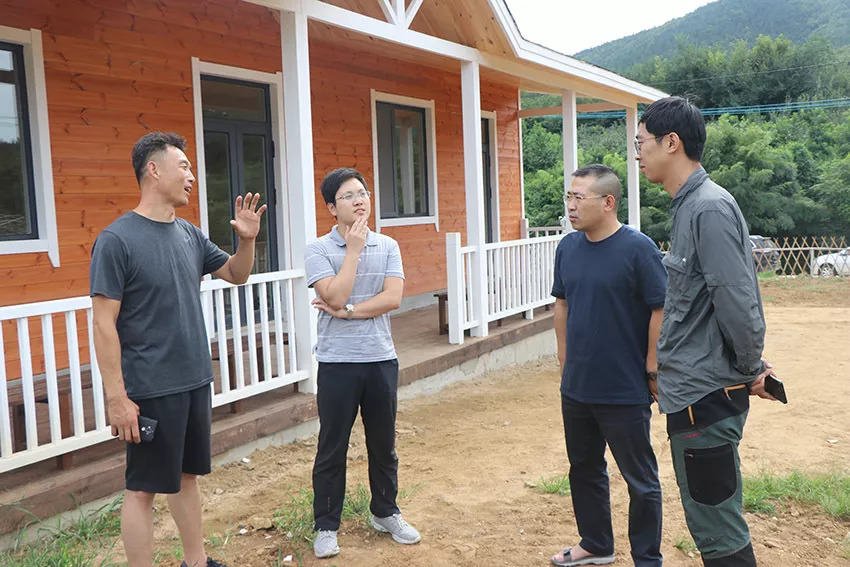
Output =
[
  {"x1": 763, "y1": 375, "x2": 787, "y2": 404},
  {"x1": 138, "y1": 415, "x2": 158, "y2": 442}
]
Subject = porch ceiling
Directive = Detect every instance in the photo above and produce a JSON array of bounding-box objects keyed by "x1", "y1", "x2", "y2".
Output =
[{"x1": 321, "y1": 0, "x2": 514, "y2": 56}]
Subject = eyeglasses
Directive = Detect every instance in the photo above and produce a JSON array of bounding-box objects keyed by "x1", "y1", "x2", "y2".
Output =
[
  {"x1": 563, "y1": 192, "x2": 609, "y2": 203},
  {"x1": 634, "y1": 133, "x2": 669, "y2": 155},
  {"x1": 335, "y1": 190, "x2": 371, "y2": 202}
]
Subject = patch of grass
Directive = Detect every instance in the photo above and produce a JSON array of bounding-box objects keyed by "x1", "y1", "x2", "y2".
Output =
[
  {"x1": 529, "y1": 474, "x2": 571, "y2": 496},
  {"x1": 272, "y1": 482, "x2": 418, "y2": 555},
  {"x1": 0, "y1": 497, "x2": 123, "y2": 567},
  {"x1": 153, "y1": 537, "x2": 182, "y2": 565},
  {"x1": 273, "y1": 488, "x2": 316, "y2": 547},
  {"x1": 673, "y1": 534, "x2": 698, "y2": 553},
  {"x1": 757, "y1": 270, "x2": 778, "y2": 281},
  {"x1": 743, "y1": 471, "x2": 850, "y2": 519}
]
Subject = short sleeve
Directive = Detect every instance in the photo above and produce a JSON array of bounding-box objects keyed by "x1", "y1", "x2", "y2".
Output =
[
  {"x1": 551, "y1": 241, "x2": 566, "y2": 300},
  {"x1": 305, "y1": 241, "x2": 336, "y2": 287},
  {"x1": 202, "y1": 236, "x2": 229, "y2": 275},
  {"x1": 386, "y1": 239, "x2": 405, "y2": 279},
  {"x1": 90, "y1": 231, "x2": 128, "y2": 300},
  {"x1": 636, "y1": 243, "x2": 667, "y2": 309}
]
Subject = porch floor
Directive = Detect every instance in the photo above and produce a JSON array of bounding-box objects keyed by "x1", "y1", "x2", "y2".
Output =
[{"x1": 0, "y1": 303, "x2": 554, "y2": 537}]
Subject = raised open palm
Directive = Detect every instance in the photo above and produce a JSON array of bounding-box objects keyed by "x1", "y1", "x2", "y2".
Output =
[{"x1": 230, "y1": 192, "x2": 268, "y2": 240}]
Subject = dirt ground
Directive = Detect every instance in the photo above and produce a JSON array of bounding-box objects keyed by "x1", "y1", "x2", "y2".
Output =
[{"x1": 143, "y1": 279, "x2": 849, "y2": 567}]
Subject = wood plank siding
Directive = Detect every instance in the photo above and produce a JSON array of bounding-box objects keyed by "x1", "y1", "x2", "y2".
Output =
[{"x1": 0, "y1": 0, "x2": 522, "y2": 375}]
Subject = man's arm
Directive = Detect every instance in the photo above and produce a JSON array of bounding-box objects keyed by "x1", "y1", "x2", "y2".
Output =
[
  {"x1": 554, "y1": 298, "x2": 568, "y2": 375},
  {"x1": 91, "y1": 295, "x2": 140, "y2": 443},
  {"x1": 646, "y1": 308, "x2": 663, "y2": 400},
  {"x1": 213, "y1": 193, "x2": 267, "y2": 285},
  {"x1": 311, "y1": 217, "x2": 368, "y2": 310},
  {"x1": 694, "y1": 208, "x2": 765, "y2": 375},
  {"x1": 312, "y1": 276, "x2": 403, "y2": 319}
]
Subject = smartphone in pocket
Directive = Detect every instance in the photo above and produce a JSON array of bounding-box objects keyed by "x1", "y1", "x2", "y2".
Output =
[{"x1": 763, "y1": 375, "x2": 787, "y2": 404}]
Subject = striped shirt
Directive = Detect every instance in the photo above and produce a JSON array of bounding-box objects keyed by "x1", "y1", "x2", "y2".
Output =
[{"x1": 305, "y1": 225, "x2": 405, "y2": 363}]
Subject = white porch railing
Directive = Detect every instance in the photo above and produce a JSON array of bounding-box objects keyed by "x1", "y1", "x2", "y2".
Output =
[
  {"x1": 0, "y1": 269, "x2": 309, "y2": 474},
  {"x1": 520, "y1": 218, "x2": 569, "y2": 239},
  {"x1": 446, "y1": 233, "x2": 561, "y2": 344}
]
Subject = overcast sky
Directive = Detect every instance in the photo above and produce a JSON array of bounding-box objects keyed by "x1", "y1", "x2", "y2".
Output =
[{"x1": 504, "y1": 0, "x2": 717, "y2": 56}]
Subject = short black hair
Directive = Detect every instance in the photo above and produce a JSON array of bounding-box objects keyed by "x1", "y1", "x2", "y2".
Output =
[
  {"x1": 132, "y1": 132, "x2": 187, "y2": 184},
  {"x1": 320, "y1": 167, "x2": 368, "y2": 205},
  {"x1": 572, "y1": 164, "x2": 622, "y2": 205},
  {"x1": 639, "y1": 96, "x2": 706, "y2": 161}
]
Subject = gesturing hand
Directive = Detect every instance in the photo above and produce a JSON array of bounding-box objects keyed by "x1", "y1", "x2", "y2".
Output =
[
  {"x1": 344, "y1": 217, "x2": 368, "y2": 255},
  {"x1": 230, "y1": 193, "x2": 268, "y2": 240}
]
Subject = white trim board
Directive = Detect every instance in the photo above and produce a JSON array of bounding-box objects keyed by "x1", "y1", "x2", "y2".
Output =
[
  {"x1": 0, "y1": 26, "x2": 59, "y2": 267},
  {"x1": 481, "y1": 110, "x2": 500, "y2": 243},
  {"x1": 370, "y1": 89, "x2": 440, "y2": 232},
  {"x1": 242, "y1": 0, "x2": 667, "y2": 105},
  {"x1": 190, "y1": 58, "x2": 292, "y2": 270}
]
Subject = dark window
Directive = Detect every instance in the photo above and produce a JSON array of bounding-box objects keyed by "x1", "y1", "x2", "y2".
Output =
[
  {"x1": 375, "y1": 101, "x2": 429, "y2": 218},
  {"x1": 0, "y1": 42, "x2": 37, "y2": 241}
]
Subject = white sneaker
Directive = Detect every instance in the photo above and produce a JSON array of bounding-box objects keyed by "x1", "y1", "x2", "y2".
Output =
[
  {"x1": 370, "y1": 514, "x2": 421, "y2": 544},
  {"x1": 313, "y1": 530, "x2": 340, "y2": 558}
]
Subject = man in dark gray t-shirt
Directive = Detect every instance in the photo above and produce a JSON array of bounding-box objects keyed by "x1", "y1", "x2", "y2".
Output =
[{"x1": 90, "y1": 132, "x2": 266, "y2": 567}]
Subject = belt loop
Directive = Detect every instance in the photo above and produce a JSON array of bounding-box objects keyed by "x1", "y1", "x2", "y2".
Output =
[{"x1": 687, "y1": 405, "x2": 695, "y2": 425}]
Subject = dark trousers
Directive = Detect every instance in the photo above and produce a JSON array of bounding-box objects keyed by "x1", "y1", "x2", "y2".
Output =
[
  {"x1": 561, "y1": 394, "x2": 663, "y2": 567},
  {"x1": 312, "y1": 360, "x2": 400, "y2": 531}
]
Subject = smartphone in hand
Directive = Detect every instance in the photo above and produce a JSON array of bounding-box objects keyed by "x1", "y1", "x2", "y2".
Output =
[
  {"x1": 763, "y1": 375, "x2": 788, "y2": 404},
  {"x1": 138, "y1": 415, "x2": 158, "y2": 442}
]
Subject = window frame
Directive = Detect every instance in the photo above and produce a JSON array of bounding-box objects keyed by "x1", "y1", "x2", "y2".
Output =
[
  {"x1": 0, "y1": 26, "x2": 59, "y2": 266},
  {"x1": 370, "y1": 89, "x2": 439, "y2": 231}
]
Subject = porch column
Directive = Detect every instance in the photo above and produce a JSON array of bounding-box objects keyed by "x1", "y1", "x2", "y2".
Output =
[
  {"x1": 626, "y1": 105, "x2": 641, "y2": 230},
  {"x1": 281, "y1": 9, "x2": 318, "y2": 394},
  {"x1": 562, "y1": 89, "x2": 577, "y2": 234},
  {"x1": 461, "y1": 60, "x2": 488, "y2": 338}
]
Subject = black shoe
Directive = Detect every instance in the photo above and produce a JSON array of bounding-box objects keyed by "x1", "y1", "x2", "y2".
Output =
[{"x1": 181, "y1": 558, "x2": 229, "y2": 567}]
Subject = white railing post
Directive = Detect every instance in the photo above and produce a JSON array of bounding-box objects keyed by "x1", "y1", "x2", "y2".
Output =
[
  {"x1": 461, "y1": 60, "x2": 489, "y2": 337},
  {"x1": 520, "y1": 217, "x2": 529, "y2": 239},
  {"x1": 446, "y1": 233, "x2": 465, "y2": 345},
  {"x1": 626, "y1": 105, "x2": 641, "y2": 230},
  {"x1": 281, "y1": 8, "x2": 318, "y2": 394}
]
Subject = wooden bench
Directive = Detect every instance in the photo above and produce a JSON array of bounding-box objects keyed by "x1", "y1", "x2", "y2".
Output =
[
  {"x1": 433, "y1": 291, "x2": 501, "y2": 335},
  {"x1": 209, "y1": 329, "x2": 288, "y2": 413},
  {"x1": 6, "y1": 329, "x2": 288, "y2": 470},
  {"x1": 7, "y1": 369, "x2": 93, "y2": 470}
]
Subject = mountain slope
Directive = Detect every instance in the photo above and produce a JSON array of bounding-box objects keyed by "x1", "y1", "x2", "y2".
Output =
[{"x1": 575, "y1": 0, "x2": 850, "y2": 72}]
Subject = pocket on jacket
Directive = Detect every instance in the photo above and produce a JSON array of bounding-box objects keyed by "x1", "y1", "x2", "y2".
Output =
[
  {"x1": 662, "y1": 252, "x2": 695, "y2": 315},
  {"x1": 684, "y1": 444, "x2": 737, "y2": 506}
]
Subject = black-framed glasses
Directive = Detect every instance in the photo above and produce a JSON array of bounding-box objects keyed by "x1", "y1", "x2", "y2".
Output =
[
  {"x1": 634, "y1": 133, "x2": 669, "y2": 155},
  {"x1": 563, "y1": 192, "x2": 609, "y2": 203},
  {"x1": 335, "y1": 190, "x2": 371, "y2": 202}
]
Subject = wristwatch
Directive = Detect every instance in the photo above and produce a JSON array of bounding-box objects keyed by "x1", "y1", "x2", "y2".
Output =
[
  {"x1": 345, "y1": 303, "x2": 355, "y2": 319},
  {"x1": 646, "y1": 371, "x2": 658, "y2": 381}
]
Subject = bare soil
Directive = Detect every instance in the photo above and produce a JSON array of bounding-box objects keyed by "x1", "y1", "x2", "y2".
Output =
[{"x1": 142, "y1": 279, "x2": 850, "y2": 566}]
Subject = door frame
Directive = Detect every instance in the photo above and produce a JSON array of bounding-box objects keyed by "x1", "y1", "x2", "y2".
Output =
[
  {"x1": 191, "y1": 58, "x2": 292, "y2": 269},
  {"x1": 481, "y1": 110, "x2": 500, "y2": 242}
]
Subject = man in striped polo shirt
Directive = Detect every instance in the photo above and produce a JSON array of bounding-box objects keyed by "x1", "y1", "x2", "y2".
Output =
[{"x1": 305, "y1": 168, "x2": 421, "y2": 559}]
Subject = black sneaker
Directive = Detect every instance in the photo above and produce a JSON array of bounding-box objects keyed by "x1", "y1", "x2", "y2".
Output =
[{"x1": 181, "y1": 559, "x2": 229, "y2": 567}]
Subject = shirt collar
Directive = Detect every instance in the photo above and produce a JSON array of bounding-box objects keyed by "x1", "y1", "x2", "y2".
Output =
[
  {"x1": 671, "y1": 166, "x2": 709, "y2": 215},
  {"x1": 329, "y1": 225, "x2": 378, "y2": 247}
]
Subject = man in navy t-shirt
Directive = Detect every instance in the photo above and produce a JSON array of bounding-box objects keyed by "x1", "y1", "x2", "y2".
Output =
[{"x1": 549, "y1": 165, "x2": 667, "y2": 567}]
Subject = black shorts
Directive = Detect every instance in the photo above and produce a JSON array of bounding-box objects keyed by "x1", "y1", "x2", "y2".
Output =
[{"x1": 126, "y1": 384, "x2": 212, "y2": 494}]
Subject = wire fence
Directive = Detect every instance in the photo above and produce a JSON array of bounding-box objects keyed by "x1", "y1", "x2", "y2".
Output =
[{"x1": 658, "y1": 236, "x2": 849, "y2": 276}]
